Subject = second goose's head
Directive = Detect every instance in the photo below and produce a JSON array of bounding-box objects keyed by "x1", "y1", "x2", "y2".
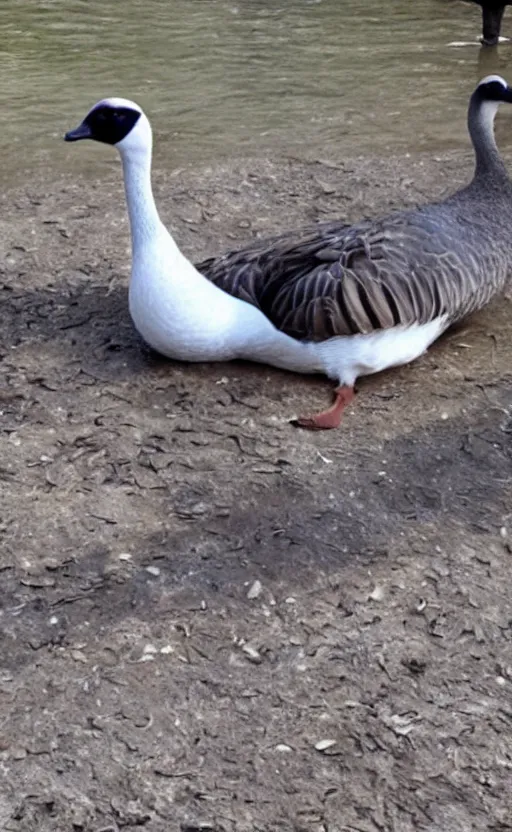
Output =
[
  {"x1": 64, "y1": 98, "x2": 151, "y2": 157},
  {"x1": 470, "y1": 74, "x2": 512, "y2": 126},
  {"x1": 473, "y1": 73, "x2": 512, "y2": 105}
]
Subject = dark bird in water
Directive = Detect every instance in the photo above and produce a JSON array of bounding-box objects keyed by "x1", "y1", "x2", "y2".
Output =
[{"x1": 466, "y1": 1, "x2": 510, "y2": 45}]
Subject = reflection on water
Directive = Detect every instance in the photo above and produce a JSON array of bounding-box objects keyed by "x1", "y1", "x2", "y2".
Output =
[{"x1": 1, "y1": 0, "x2": 512, "y2": 181}]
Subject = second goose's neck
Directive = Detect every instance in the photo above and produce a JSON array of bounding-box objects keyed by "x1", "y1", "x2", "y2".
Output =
[
  {"x1": 120, "y1": 145, "x2": 170, "y2": 252},
  {"x1": 468, "y1": 97, "x2": 510, "y2": 186}
]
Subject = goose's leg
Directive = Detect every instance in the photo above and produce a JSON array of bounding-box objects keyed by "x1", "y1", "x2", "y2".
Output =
[
  {"x1": 481, "y1": 4, "x2": 506, "y2": 45},
  {"x1": 293, "y1": 385, "x2": 355, "y2": 430}
]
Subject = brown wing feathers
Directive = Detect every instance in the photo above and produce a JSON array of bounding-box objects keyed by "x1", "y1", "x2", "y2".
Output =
[{"x1": 197, "y1": 206, "x2": 510, "y2": 341}]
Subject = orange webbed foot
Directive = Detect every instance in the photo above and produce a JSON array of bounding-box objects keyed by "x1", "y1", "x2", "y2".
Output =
[{"x1": 291, "y1": 385, "x2": 355, "y2": 430}]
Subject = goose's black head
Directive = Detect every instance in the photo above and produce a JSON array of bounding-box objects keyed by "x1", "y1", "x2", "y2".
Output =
[
  {"x1": 474, "y1": 74, "x2": 512, "y2": 103},
  {"x1": 64, "y1": 98, "x2": 143, "y2": 146}
]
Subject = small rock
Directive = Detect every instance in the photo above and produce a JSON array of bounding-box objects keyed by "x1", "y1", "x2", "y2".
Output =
[
  {"x1": 70, "y1": 804, "x2": 90, "y2": 829},
  {"x1": 247, "y1": 580, "x2": 262, "y2": 600},
  {"x1": 20, "y1": 574, "x2": 55, "y2": 588},
  {"x1": 242, "y1": 644, "x2": 262, "y2": 663},
  {"x1": 315, "y1": 739, "x2": 337, "y2": 752},
  {"x1": 145, "y1": 566, "x2": 160, "y2": 577},
  {"x1": 402, "y1": 656, "x2": 426, "y2": 675},
  {"x1": 389, "y1": 714, "x2": 416, "y2": 735},
  {"x1": 42, "y1": 557, "x2": 60, "y2": 571},
  {"x1": 118, "y1": 552, "x2": 132, "y2": 561},
  {"x1": 275, "y1": 743, "x2": 293, "y2": 753},
  {"x1": 369, "y1": 585, "x2": 384, "y2": 601},
  {"x1": 71, "y1": 650, "x2": 88, "y2": 663},
  {"x1": 111, "y1": 797, "x2": 151, "y2": 824}
]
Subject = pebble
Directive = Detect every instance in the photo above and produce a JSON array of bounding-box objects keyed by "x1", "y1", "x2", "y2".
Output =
[
  {"x1": 71, "y1": 650, "x2": 88, "y2": 663},
  {"x1": 145, "y1": 566, "x2": 160, "y2": 577},
  {"x1": 242, "y1": 644, "x2": 262, "y2": 663},
  {"x1": 315, "y1": 739, "x2": 337, "y2": 752},
  {"x1": 369, "y1": 585, "x2": 384, "y2": 602},
  {"x1": 247, "y1": 580, "x2": 262, "y2": 600}
]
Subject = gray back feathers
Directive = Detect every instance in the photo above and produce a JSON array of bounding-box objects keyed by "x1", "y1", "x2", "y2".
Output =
[{"x1": 197, "y1": 80, "x2": 512, "y2": 341}]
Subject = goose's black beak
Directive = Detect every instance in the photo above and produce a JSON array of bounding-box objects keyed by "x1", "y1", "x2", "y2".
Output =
[{"x1": 64, "y1": 122, "x2": 93, "y2": 142}]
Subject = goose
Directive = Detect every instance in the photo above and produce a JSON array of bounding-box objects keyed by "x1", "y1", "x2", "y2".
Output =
[
  {"x1": 65, "y1": 75, "x2": 512, "y2": 429},
  {"x1": 466, "y1": 0, "x2": 510, "y2": 45}
]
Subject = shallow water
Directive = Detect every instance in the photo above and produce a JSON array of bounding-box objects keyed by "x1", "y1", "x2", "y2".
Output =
[{"x1": 1, "y1": 0, "x2": 512, "y2": 181}]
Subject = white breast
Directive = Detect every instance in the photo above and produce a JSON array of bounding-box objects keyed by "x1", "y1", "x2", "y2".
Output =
[
  {"x1": 311, "y1": 316, "x2": 450, "y2": 386},
  {"x1": 128, "y1": 233, "x2": 282, "y2": 362}
]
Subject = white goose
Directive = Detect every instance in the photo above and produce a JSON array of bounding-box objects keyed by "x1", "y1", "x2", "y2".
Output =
[{"x1": 65, "y1": 76, "x2": 512, "y2": 429}]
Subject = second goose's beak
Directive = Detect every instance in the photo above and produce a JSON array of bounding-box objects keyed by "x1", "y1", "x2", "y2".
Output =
[{"x1": 64, "y1": 122, "x2": 92, "y2": 142}]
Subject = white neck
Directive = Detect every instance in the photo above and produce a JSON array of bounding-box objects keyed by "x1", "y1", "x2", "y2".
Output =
[
  {"x1": 468, "y1": 95, "x2": 509, "y2": 183},
  {"x1": 115, "y1": 119, "x2": 325, "y2": 378},
  {"x1": 118, "y1": 140, "x2": 179, "y2": 257}
]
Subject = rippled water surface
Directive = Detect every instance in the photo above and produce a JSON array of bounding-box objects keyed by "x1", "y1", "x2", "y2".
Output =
[{"x1": 2, "y1": 0, "x2": 512, "y2": 179}]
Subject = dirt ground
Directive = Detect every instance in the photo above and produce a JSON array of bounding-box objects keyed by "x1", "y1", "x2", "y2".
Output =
[{"x1": 0, "y1": 146, "x2": 511, "y2": 832}]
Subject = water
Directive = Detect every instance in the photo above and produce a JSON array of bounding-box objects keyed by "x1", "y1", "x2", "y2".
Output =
[{"x1": 1, "y1": 0, "x2": 512, "y2": 181}]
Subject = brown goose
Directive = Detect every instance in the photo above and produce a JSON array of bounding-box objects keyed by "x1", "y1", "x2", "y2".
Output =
[{"x1": 197, "y1": 75, "x2": 512, "y2": 428}]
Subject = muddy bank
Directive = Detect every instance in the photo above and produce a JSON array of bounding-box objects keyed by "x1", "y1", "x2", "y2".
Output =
[{"x1": 0, "y1": 148, "x2": 511, "y2": 832}]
